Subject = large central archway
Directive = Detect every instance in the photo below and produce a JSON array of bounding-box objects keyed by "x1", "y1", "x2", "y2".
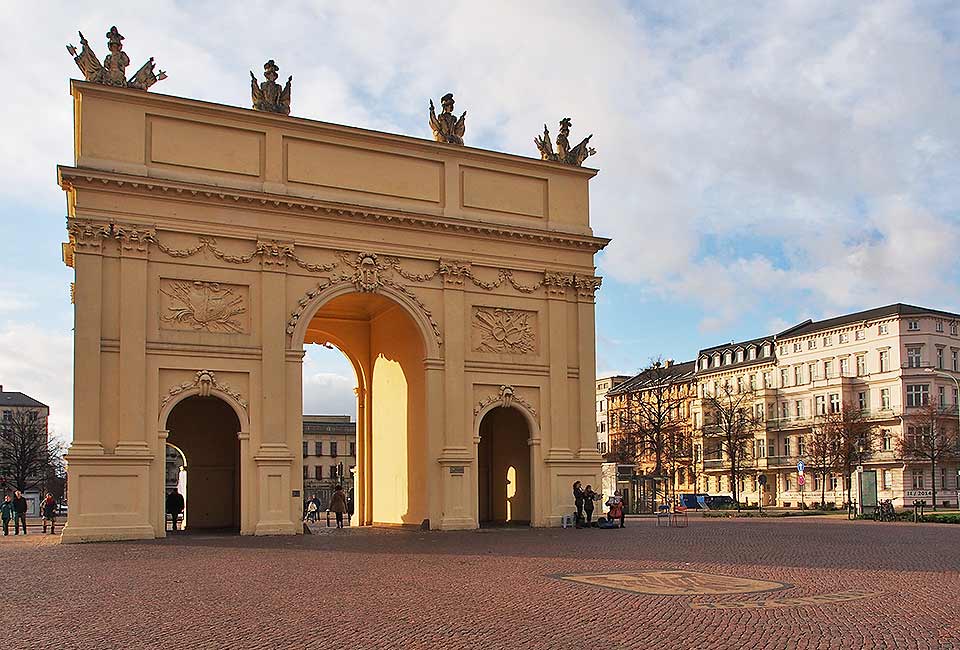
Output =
[{"x1": 295, "y1": 289, "x2": 430, "y2": 527}]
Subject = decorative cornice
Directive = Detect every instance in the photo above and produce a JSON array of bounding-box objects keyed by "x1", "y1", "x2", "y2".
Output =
[
  {"x1": 474, "y1": 385, "x2": 538, "y2": 419},
  {"x1": 160, "y1": 370, "x2": 248, "y2": 412},
  {"x1": 58, "y1": 167, "x2": 610, "y2": 252}
]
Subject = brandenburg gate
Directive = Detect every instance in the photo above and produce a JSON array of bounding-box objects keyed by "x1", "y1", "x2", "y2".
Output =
[{"x1": 58, "y1": 27, "x2": 608, "y2": 542}]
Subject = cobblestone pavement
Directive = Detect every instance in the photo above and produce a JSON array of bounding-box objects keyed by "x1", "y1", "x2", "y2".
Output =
[{"x1": 1, "y1": 516, "x2": 958, "y2": 649}]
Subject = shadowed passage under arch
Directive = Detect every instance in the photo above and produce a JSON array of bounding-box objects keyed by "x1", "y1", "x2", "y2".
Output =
[
  {"x1": 478, "y1": 407, "x2": 531, "y2": 525},
  {"x1": 166, "y1": 396, "x2": 241, "y2": 531}
]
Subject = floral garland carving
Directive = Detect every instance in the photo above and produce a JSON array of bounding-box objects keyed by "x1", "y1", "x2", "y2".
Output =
[
  {"x1": 161, "y1": 370, "x2": 248, "y2": 412},
  {"x1": 473, "y1": 385, "x2": 538, "y2": 418}
]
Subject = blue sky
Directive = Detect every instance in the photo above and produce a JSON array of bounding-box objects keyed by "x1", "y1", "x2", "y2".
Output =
[{"x1": 1, "y1": 1, "x2": 959, "y2": 436}]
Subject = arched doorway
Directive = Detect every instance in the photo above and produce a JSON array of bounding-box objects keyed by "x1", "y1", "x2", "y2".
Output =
[
  {"x1": 298, "y1": 290, "x2": 430, "y2": 527},
  {"x1": 165, "y1": 396, "x2": 241, "y2": 531},
  {"x1": 478, "y1": 407, "x2": 532, "y2": 525}
]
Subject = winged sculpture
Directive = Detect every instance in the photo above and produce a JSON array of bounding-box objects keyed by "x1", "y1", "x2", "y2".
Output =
[
  {"x1": 251, "y1": 60, "x2": 292, "y2": 115},
  {"x1": 534, "y1": 117, "x2": 595, "y2": 166},
  {"x1": 429, "y1": 93, "x2": 466, "y2": 145},
  {"x1": 66, "y1": 26, "x2": 166, "y2": 91}
]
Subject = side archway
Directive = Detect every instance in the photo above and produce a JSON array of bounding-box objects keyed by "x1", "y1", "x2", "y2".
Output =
[{"x1": 474, "y1": 400, "x2": 539, "y2": 526}]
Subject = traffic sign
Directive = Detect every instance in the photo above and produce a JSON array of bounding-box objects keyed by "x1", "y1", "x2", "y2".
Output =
[
  {"x1": 798, "y1": 474, "x2": 806, "y2": 486},
  {"x1": 797, "y1": 460, "x2": 805, "y2": 474}
]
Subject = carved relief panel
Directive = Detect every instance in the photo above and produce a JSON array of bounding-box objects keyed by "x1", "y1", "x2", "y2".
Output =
[
  {"x1": 471, "y1": 306, "x2": 538, "y2": 355},
  {"x1": 159, "y1": 279, "x2": 249, "y2": 334}
]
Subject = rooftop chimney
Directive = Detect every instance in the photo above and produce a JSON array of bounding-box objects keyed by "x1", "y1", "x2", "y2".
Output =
[{"x1": 664, "y1": 359, "x2": 674, "y2": 368}]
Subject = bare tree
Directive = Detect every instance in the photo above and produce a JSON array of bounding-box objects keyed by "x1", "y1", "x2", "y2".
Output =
[
  {"x1": 898, "y1": 400, "x2": 959, "y2": 511},
  {"x1": 808, "y1": 411, "x2": 840, "y2": 509},
  {"x1": 0, "y1": 409, "x2": 64, "y2": 494},
  {"x1": 832, "y1": 403, "x2": 879, "y2": 508},
  {"x1": 608, "y1": 359, "x2": 694, "y2": 509},
  {"x1": 699, "y1": 383, "x2": 761, "y2": 511}
]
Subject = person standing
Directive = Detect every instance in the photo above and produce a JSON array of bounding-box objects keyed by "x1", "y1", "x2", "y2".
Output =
[
  {"x1": 573, "y1": 481, "x2": 585, "y2": 527},
  {"x1": 165, "y1": 489, "x2": 185, "y2": 532},
  {"x1": 0, "y1": 495, "x2": 13, "y2": 536},
  {"x1": 329, "y1": 485, "x2": 347, "y2": 529},
  {"x1": 40, "y1": 493, "x2": 57, "y2": 534},
  {"x1": 583, "y1": 485, "x2": 598, "y2": 525},
  {"x1": 12, "y1": 491, "x2": 27, "y2": 535}
]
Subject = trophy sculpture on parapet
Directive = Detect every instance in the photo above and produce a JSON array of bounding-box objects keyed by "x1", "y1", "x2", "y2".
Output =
[
  {"x1": 66, "y1": 26, "x2": 167, "y2": 91},
  {"x1": 534, "y1": 118, "x2": 596, "y2": 166},
  {"x1": 429, "y1": 93, "x2": 467, "y2": 145},
  {"x1": 251, "y1": 60, "x2": 292, "y2": 115}
]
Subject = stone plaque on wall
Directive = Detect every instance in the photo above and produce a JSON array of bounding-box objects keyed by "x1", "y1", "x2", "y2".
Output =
[
  {"x1": 471, "y1": 306, "x2": 538, "y2": 354},
  {"x1": 159, "y1": 279, "x2": 249, "y2": 334}
]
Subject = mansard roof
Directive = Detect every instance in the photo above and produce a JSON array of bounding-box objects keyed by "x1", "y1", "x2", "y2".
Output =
[
  {"x1": 607, "y1": 360, "x2": 697, "y2": 397},
  {"x1": 0, "y1": 391, "x2": 48, "y2": 409},
  {"x1": 777, "y1": 303, "x2": 960, "y2": 339}
]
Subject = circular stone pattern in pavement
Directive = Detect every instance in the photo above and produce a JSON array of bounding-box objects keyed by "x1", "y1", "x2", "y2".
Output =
[{"x1": 559, "y1": 569, "x2": 789, "y2": 595}]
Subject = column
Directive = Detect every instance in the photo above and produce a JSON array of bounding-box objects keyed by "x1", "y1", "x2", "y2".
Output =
[
  {"x1": 115, "y1": 227, "x2": 152, "y2": 455},
  {"x1": 69, "y1": 239, "x2": 105, "y2": 455},
  {"x1": 546, "y1": 290, "x2": 571, "y2": 457}
]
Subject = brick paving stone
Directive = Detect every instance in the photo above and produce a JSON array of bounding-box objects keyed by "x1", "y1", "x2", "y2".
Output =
[{"x1": 0, "y1": 516, "x2": 957, "y2": 649}]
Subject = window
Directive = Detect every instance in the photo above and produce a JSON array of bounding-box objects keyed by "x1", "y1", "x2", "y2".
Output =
[
  {"x1": 858, "y1": 391, "x2": 868, "y2": 411},
  {"x1": 939, "y1": 386, "x2": 946, "y2": 408},
  {"x1": 908, "y1": 319, "x2": 920, "y2": 331},
  {"x1": 713, "y1": 354, "x2": 721, "y2": 367},
  {"x1": 755, "y1": 440, "x2": 766, "y2": 458},
  {"x1": 736, "y1": 377, "x2": 743, "y2": 393},
  {"x1": 831, "y1": 476, "x2": 840, "y2": 491},
  {"x1": 808, "y1": 362, "x2": 817, "y2": 381},
  {"x1": 700, "y1": 356, "x2": 709, "y2": 370},
  {"x1": 912, "y1": 470, "x2": 925, "y2": 489},
  {"x1": 302, "y1": 465, "x2": 308, "y2": 479},
  {"x1": 882, "y1": 469, "x2": 892, "y2": 489},
  {"x1": 749, "y1": 347, "x2": 757, "y2": 360},
  {"x1": 881, "y1": 388, "x2": 891, "y2": 409},
  {"x1": 840, "y1": 357, "x2": 850, "y2": 376},
  {"x1": 781, "y1": 369, "x2": 789, "y2": 387},
  {"x1": 794, "y1": 366, "x2": 803, "y2": 385},
  {"x1": 878, "y1": 323, "x2": 888, "y2": 335},
  {"x1": 814, "y1": 476, "x2": 821, "y2": 491},
  {"x1": 808, "y1": 339, "x2": 817, "y2": 350},
  {"x1": 736, "y1": 349, "x2": 744, "y2": 362},
  {"x1": 856, "y1": 355, "x2": 866, "y2": 376},
  {"x1": 937, "y1": 348, "x2": 944, "y2": 369},
  {"x1": 824, "y1": 360, "x2": 834, "y2": 377},
  {"x1": 750, "y1": 374, "x2": 757, "y2": 391},
  {"x1": 953, "y1": 350, "x2": 959, "y2": 372},
  {"x1": 315, "y1": 441, "x2": 323, "y2": 456},
  {"x1": 784, "y1": 437, "x2": 791, "y2": 456},
  {"x1": 763, "y1": 344, "x2": 771, "y2": 357},
  {"x1": 314, "y1": 466, "x2": 322, "y2": 480},
  {"x1": 793, "y1": 342, "x2": 802, "y2": 353},
  {"x1": 882, "y1": 430, "x2": 892, "y2": 451},
  {"x1": 940, "y1": 467, "x2": 947, "y2": 489},
  {"x1": 724, "y1": 351, "x2": 733, "y2": 365},
  {"x1": 855, "y1": 330, "x2": 864, "y2": 340},
  {"x1": 350, "y1": 442, "x2": 356, "y2": 457},
  {"x1": 302, "y1": 441, "x2": 309, "y2": 457},
  {"x1": 824, "y1": 336, "x2": 833, "y2": 347},
  {"x1": 839, "y1": 333, "x2": 849, "y2": 344},
  {"x1": 780, "y1": 402, "x2": 789, "y2": 419},
  {"x1": 795, "y1": 400, "x2": 804, "y2": 418},
  {"x1": 907, "y1": 346, "x2": 922, "y2": 368},
  {"x1": 879, "y1": 350, "x2": 890, "y2": 372},
  {"x1": 768, "y1": 441, "x2": 775, "y2": 457},
  {"x1": 936, "y1": 320, "x2": 944, "y2": 333},
  {"x1": 952, "y1": 322, "x2": 958, "y2": 336},
  {"x1": 906, "y1": 384, "x2": 929, "y2": 407},
  {"x1": 785, "y1": 477, "x2": 792, "y2": 492},
  {"x1": 798, "y1": 435, "x2": 806, "y2": 456},
  {"x1": 755, "y1": 404, "x2": 764, "y2": 420},
  {"x1": 829, "y1": 393, "x2": 840, "y2": 413},
  {"x1": 330, "y1": 441, "x2": 338, "y2": 457},
  {"x1": 763, "y1": 372, "x2": 772, "y2": 388},
  {"x1": 815, "y1": 395, "x2": 826, "y2": 415}
]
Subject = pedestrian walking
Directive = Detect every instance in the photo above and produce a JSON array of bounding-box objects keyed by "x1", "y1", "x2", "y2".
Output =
[
  {"x1": 583, "y1": 485, "x2": 598, "y2": 525},
  {"x1": 40, "y1": 493, "x2": 57, "y2": 534},
  {"x1": 572, "y1": 481, "x2": 585, "y2": 527},
  {"x1": 304, "y1": 496, "x2": 319, "y2": 523},
  {"x1": 329, "y1": 485, "x2": 347, "y2": 529},
  {"x1": 165, "y1": 489, "x2": 185, "y2": 531},
  {"x1": 12, "y1": 491, "x2": 27, "y2": 535},
  {"x1": 0, "y1": 495, "x2": 13, "y2": 536}
]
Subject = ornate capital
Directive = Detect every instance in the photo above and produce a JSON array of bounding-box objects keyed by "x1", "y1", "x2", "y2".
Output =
[
  {"x1": 66, "y1": 218, "x2": 111, "y2": 253},
  {"x1": 439, "y1": 259, "x2": 472, "y2": 286},
  {"x1": 257, "y1": 239, "x2": 294, "y2": 269},
  {"x1": 543, "y1": 271, "x2": 575, "y2": 297},
  {"x1": 574, "y1": 275, "x2": 602, "y2": 300},
  {"x1": 114, "y1": 222, "x2": 157, "y2": 257}
]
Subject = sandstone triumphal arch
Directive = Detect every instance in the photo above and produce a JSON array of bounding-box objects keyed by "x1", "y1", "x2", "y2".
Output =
[{"x1": 58, "y1": 77, "x2": 608, "y2": 542}]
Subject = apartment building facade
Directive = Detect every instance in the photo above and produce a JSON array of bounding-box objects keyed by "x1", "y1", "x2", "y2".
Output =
[
  {"x1": 603, "y1": 304, "x2": 960, "y2": 509},
  {"x1": 302, "y1": 415, "x2": 357, "y2": 510}
]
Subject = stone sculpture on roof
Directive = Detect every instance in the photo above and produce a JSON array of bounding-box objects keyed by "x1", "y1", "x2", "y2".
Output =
[
  {"x1": 534, "y1": 117, "x2": 595, "y2": 166},
  {"x1": 66, "y1": 26, "x2": 167, "y2": 91},
  {"x1": 429, "y1": 93, "x2": 467, "y2": 145},
  {"x1": 251, "y1": 60, "x2": 292, "y2": 115}
]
